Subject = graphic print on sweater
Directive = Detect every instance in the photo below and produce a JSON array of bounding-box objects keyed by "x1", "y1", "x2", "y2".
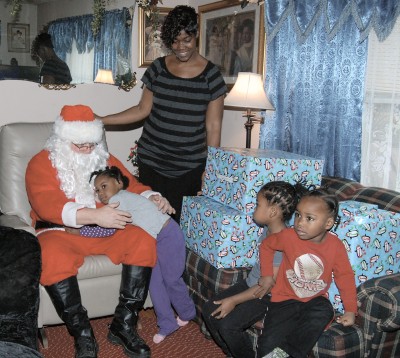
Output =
[{"x1": 286, "y1": 253, "x2": 327, "y2": 298}]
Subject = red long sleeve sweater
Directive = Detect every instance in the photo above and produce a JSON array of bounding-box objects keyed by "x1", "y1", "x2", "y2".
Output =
[{"x1": 260, "y1": 228, "x2": 357, "y2": 313}]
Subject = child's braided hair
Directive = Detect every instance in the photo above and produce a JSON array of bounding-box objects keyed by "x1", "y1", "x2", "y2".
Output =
[
  {"x1": 258, "y1": 181, "x2": 308, "y2": 222},
  {"x1": 89, "y1": 166, "x2": 129, "y2": 190}
]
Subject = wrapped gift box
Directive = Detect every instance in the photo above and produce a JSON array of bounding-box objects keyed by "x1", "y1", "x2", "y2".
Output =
[
  {"x1": 180, "y1": 195, "x2": 264, "y2": 269},
  {"x1": 328, "y1": 201, "x2": 400, "y2": 312},
  {"x1": 202, "y1": 147, "x2": 324, "y2": 214}
]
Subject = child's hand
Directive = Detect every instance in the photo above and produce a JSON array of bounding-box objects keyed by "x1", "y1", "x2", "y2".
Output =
[
  {"x1": 254, "y1": 276, "x2": 275, "y2": 298},
  {"x1": 336, "y1": 311, "x2": 356, "y2": 326},
  {"x1": 210, "y1": 297, "x2": 237, "y2": 319},
  {"x1": 149, "y1": 194, "x2": 176, "y2": 215}
]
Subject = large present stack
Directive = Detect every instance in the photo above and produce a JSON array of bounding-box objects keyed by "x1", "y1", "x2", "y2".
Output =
[
  {"x1": 181, "y1": 146, "x2": 324, "y2": 269},
  {"x1": 328, "y1": 201, "x2": 400, "y2": 312}
]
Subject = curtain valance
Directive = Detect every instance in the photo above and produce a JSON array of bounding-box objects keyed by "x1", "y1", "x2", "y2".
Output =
[
  {"x1": 48, "y1": 8, "x2": 130, "y2": 61},
  {"x1": 265, "y1": 0, "x2": 400, "y2": 44}
]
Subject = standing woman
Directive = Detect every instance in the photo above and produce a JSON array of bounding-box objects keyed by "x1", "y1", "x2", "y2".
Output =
[{"x1": 99, "y1": 5, "x2": 227, "y2": 222}]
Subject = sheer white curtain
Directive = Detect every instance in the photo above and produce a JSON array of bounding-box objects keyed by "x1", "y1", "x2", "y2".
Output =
[
  {"x1": 66, "y1": 39, "x2": 95, "y2": 84},
  {"x1": 361, "y1": 20, "x2": 400, "y2": 190}
]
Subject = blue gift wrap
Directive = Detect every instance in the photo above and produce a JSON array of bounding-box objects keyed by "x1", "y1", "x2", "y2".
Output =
[
  {"x1": 180, "y1": 195, "x2": 264, "y2": 269},
  {"x1": 202, "y1": 147, "x2": 324, "y2": 215}
]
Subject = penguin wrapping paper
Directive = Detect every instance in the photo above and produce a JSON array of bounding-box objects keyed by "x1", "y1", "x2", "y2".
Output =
[
  {"x1": 180, "y1": 195, "x2": 263, "y2": 269},
  {"x1": 202, "y1": 147, "x2": 324, "y2": 215},
  {"x1": 328, "y1": 201, "x2": 400, "y2": 312}
]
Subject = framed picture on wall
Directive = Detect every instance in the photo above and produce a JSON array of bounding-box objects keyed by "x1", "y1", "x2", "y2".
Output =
[
  {"x1": 198, "y1": 1, "x2": 265, "y2": 88},
  {"x1": 138, "y1": 7, "x2": 172, "y2": 67},
  {"x1": 7, "y1": 23, "x2": 30, "y2": 53}
]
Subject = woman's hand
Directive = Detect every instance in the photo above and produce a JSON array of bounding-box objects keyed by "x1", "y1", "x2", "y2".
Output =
[
  {"x1": 210, "y1": 297, "x2": 237, "y2": 319},
  {"x1": 149, "y1": 194, "x2": 176, "y2": 215}
]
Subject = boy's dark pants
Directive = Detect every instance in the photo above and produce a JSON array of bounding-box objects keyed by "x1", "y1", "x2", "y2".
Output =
[
  {"x1": 256, "y1": 296, "x2": 334, "y2": 358},
  {"x1": 202, "y1": 280, "x2": 270, "y2": 358}
]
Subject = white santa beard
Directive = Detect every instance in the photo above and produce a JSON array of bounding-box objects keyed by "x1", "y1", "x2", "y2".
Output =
[{"x1": 47, "y1": 139, "x2": 109, "y2": 207}]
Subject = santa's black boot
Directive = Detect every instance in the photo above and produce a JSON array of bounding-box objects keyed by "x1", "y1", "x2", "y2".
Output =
[
  {"x1": 108, "y1": 264, "x2": 151, "y2": 358},
  {"x1": 45, "y1": 276, "x2": 98, "y2": 358}
]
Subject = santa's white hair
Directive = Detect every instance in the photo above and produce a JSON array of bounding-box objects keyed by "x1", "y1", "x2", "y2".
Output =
[{"x1": 45, "y1": 134, "x2": 109, "y2": 207}]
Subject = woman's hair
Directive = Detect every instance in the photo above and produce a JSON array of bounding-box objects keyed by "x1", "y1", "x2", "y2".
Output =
[
  {"x1": 302, "y1": 188, "x2": 340, "y2": 226},
  {"x1": 258, "y1": 181, "x2": 307, "y2": 222},
  {"x1": 161, "y1": 5, "x2": 198, "y2": 49},
  {"x1": 89, "y1": 166, "x2": 129, "y2": 190}
]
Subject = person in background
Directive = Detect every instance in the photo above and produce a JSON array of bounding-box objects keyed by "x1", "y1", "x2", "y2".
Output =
[
  {"x1": 82, "y1": 166, "x2": 196, "y2": 344},
  {"x1": 26, "y1": 104, "x2": 174, "y2": 358},
  {"x1": 98, "y1": 5, "x2": 227, "y2": 223},
  {"x1": 31, "y1": 32, "x2": 72, "y2": 84},
  {"x1": 256, "y1": 189, "x2": 357, "y2": 358},
  {"x1": 202, "y1": 181, "x2": 306, "y2": 358}
]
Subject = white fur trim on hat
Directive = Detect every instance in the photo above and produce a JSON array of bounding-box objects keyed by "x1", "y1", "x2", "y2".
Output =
[{"x1": 54, "y1": 115, "x2": 104, "y2": 144}]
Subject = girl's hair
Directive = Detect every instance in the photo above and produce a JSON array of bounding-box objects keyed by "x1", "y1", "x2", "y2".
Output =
[
  {"x1": 258, "y1": 181, "x2": 307, "y2": 222},
  {"x1": 302, "y1": 188, "x2": 340, "y2": 225},
  {"x1": 161, "y1": 5, "x2": 198, "y2": 49},
  {"x1": 89, "y1": 166, "x2": 129, "y2": 190}
]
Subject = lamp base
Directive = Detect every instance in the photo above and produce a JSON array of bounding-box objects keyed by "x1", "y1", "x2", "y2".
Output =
[{"x1": 244, "y1": 117, "x2": 254, "y2": 148}]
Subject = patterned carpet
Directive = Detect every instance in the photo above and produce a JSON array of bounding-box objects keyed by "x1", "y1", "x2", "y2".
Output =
[{"x1": 39, "y1": 309, "x2": 225, "y2": 358}]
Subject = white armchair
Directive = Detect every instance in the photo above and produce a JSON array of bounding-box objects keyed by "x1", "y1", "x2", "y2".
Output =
[{"x1": 0, "y1": 122, "x2": 151, "y2": 348}]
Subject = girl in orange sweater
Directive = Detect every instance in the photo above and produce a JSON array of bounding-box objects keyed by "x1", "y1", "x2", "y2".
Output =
[{"x1": 257, "y1": 188, "x2": 357, "y2": 358}]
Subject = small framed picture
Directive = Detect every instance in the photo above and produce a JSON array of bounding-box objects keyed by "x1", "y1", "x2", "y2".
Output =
[
  {"x1": 138, "y1": 7, "x2": 172, "y2": 67},
  {"x1": 7, "y1": 23, "x2": 30, "y2": 53},
  {"x1": 198, "y1": 1, "x2": 265, "y2": 88}
]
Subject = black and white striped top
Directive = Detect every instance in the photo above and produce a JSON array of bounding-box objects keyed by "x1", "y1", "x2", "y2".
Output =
[{"x1": 138, "y1": 57, "x2": 227, "y2": 178}]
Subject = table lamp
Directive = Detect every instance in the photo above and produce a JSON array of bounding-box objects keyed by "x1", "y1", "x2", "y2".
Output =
[
  {"x1": 224, "y1": 72, "x2": 274, "y2": 148},
  {"x1": 94, "y1": 69, "x2": 115, "y2": 84}
]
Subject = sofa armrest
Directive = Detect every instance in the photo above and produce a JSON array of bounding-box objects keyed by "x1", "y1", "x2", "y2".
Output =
[
  {"x1": 356, "y1": 273, "x2": 400, "y2": 332},
  {"x1": 0, "y1": 214, "x2": 35, "y2": 235}
]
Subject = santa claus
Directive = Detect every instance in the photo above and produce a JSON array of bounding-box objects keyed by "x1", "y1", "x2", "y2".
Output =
[{"x1": 26, "y1": 104, "x2": 174, "y2": 358}]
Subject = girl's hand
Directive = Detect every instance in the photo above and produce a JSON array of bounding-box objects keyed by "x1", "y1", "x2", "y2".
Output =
[
  {"x1": 210, "y1": 297, "x2": 236, "y2": 319},
  {"x1": 254, "y1": 276, "x2": 275, "y2": 298},
  {"x1": 149, "y1": 194, "x2": 176, "y2": 215},
  {"x1": 336, "y1": 312, "x2": 356, "y2": 326}
]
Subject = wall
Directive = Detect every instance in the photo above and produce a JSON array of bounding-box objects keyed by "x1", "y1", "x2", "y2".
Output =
[{"x1": 0, "y1": 0, "x2": 260, "y2": 168}]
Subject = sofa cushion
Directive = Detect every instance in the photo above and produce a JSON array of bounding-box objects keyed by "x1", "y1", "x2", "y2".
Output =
[
  {"x1": 322, "y1": 176, "x2": 400, "y2": 213},
  {"x1": 0, "y1": 123, "x2": 52, "y2": 225}
]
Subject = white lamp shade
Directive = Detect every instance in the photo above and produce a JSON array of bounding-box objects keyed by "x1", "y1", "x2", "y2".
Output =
[
  {"x1": 225, "y1": 72, "x2": 274, "y2": 110},
  {"x1": 94, "y1": 69, "x2": 114, "y2": 84}
]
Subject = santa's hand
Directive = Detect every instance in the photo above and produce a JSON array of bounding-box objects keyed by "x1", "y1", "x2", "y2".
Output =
[
  {"x1": 149, "y1": 194, "x2": 176, "y2": 215},
  {"x1": 95, "y1": 203, "x2": 132, "y2": 229}
]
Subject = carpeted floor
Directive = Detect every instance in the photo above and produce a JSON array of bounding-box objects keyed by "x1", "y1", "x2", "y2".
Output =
[{"x1": 39, "y1": 309, "x2": 225, "y2": 358}]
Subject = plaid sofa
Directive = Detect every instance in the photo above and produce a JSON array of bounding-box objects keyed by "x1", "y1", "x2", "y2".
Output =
[{"x1": 183, "y1": 176, "x2": 400, "y2": 357}]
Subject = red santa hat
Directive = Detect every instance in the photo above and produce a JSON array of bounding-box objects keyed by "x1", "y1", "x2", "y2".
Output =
[{"x1": 54, "y1": 104, "x2": 104, "y2": 144}]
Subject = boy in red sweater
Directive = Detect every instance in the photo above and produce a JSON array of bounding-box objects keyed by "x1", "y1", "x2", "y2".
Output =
[{"x1": 256, "y1": 188, "x2": 357, "y2": 358}]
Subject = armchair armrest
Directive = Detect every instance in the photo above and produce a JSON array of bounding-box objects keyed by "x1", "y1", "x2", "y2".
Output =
[
  {"x1": 357, "y1": 273, "x2": 400, "y2": 332},
  {"x1": 0, "y1": 214, "x2": 35, "y2": 235}
]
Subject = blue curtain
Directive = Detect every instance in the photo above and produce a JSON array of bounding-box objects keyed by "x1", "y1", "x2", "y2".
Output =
[
  {"x1": 260, "y1": 0, "x2": 400, "y2": 181},
  {"x1": 93, "y1": 9, "x2": 131, "y2": 79},
  {"x1": 48, "y1": 8, "x2": 131, "y2": 81},
  {"x1": 48, "y1": 15, "x2": 94, "y2": 61}
]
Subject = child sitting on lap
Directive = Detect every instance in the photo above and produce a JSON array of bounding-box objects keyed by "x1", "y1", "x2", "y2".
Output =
[{"x1": 80, "y1": 166, "x2": 196, "y2": 344}]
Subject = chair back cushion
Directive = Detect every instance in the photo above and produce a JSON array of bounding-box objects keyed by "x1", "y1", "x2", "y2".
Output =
[{"x1": 0, "y1": 122, "x2": 53, "y2": 225}]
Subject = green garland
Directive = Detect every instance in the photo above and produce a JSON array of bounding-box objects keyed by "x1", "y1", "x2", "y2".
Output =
[
  {"x1": 6, "y1": 0, "x2": 22, "y2": 17},
  {"x1": 91, "y1": 0, "x2": 108, "y2": 37}
]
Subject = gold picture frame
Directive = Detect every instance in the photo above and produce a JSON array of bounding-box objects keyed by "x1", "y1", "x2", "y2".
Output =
[
  {"x1": 7, "y1": 23, "x2": 30, "y2": 53},
  {"x1": 138, "y1": 7, "x2": 172, "y2": 67},
  {"x1": 198, "y1": 1, "x2": 265, "y2": 88}
]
